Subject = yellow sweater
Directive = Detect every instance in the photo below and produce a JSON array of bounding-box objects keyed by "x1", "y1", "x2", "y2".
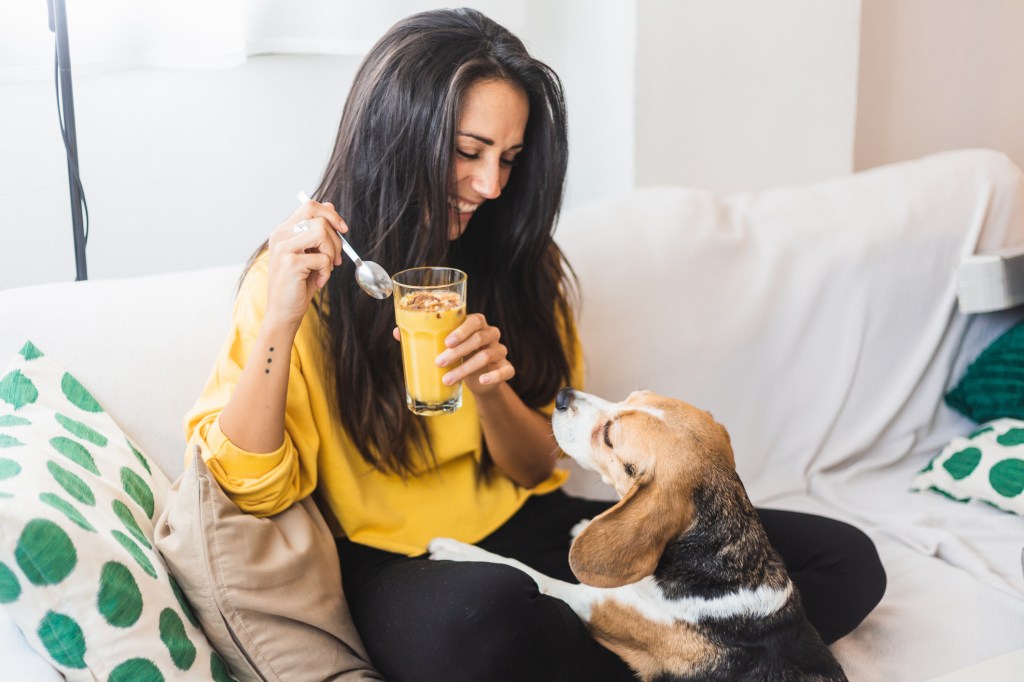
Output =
[{"x1": 184, "y1": 254, "x2": 580, "y2": 556}]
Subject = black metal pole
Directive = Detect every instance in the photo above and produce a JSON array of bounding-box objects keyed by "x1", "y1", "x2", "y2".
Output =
[{"x1": 49, "y1": 0, "x2": 88, "y2": 280}]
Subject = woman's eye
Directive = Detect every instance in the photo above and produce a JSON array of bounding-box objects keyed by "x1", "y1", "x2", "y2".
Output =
[
  {"x1": 457, "y1": 149, "x2": 479, "y2": 160},
  {"x1": 500, "y1": 157, "x2": 518, "y2": 167}
]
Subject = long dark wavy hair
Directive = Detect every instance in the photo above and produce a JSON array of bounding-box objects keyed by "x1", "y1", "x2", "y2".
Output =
[{"x1": 247, "y1": 8, "x2": 576, "y2": 477}]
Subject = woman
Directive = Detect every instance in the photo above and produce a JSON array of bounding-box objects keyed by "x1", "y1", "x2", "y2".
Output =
[{"x1": 186, "y1": 8, "x2": 885, "y2": 681}]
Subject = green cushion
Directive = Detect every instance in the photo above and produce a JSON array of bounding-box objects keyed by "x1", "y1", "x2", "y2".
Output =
[
  {"x1": 0, "y1": 341, "x2": 234, "y2": 680},
  {"x1": 911, "y1": 418, "x2": 1024, "y2": 516},
  {"x1": 945, "y1": 320, "x2": 1024, "y2": 423}
]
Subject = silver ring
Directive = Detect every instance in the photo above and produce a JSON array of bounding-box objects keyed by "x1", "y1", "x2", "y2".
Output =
[{"x1": 293, "y1": 220, "x2": 312, "y2": 234}]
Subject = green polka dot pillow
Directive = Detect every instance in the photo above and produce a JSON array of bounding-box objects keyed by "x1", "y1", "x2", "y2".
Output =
[
  {"x1": 911, "y1": 418, "x2": 1024, "y2": 516},
  {"x1": 0, "y1": 341, "x2": 235, "y2": 681}
]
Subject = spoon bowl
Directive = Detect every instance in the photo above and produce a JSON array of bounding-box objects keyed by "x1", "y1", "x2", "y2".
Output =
[
  {"x1": 297, "y1": 192, "x2": 393, "y2": 299},
  {"x1": 341, "y1": 238, "x2": 394, "y2": 299}
]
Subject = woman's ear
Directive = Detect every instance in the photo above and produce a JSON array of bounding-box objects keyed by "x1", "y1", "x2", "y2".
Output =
[{"x1": 568, "y1": 478, "x2": 694, "y2": 588}]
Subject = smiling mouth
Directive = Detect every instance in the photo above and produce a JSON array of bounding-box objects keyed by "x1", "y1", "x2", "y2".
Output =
[{"x1": 448, "y1": 197, "x2": 480, "y2": 214}]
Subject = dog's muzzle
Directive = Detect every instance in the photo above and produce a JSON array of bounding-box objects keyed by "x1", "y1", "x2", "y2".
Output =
[{"x1": 552, "y1": 387, "x2": 593, "y2": 469}]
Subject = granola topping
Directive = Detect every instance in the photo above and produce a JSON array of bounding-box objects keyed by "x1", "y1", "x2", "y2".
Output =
[{"x1": 398, "y1": 290, "x2": 463, "y2": 313}]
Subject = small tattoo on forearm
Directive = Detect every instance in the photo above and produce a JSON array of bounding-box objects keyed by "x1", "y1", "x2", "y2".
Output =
[{"x1": 265, "y1": 346, "x2": 275, "y2": 374}]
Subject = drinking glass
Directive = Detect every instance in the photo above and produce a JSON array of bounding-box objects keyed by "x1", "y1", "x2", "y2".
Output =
[{"x1": 392, "y1": 267, "x2": 468, "y2": 415}]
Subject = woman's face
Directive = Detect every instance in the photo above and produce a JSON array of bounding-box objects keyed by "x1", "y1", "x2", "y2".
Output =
[{"x1": 448, "y1": 79, "x2": 529, "y2": 240}]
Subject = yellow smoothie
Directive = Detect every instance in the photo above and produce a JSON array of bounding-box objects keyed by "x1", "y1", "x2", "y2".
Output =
[{"x1": 395, "y1": 290, "x2": 466, "y2": 408}]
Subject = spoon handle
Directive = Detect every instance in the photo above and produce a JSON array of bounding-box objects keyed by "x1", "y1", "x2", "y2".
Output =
[
  {"x1": 338, "y1": 238, "x2": 362, "y2": 267},
  {"x1": 296, "y1": 191, "x2": 363, "y2": 266}
]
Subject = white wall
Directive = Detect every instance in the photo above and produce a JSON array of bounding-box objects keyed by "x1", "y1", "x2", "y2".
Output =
[
  {"x1": 0, "y1": 1, "x2": 636, "y2": 290},
  {"x1": 634, "y1": 0, "x2": 862, "y2": 194},
  {"x1": 855, "y1": 0, "x2": 1024, "y2": 173},
  {"x1": 521, "y1": 0, "x2": 636, "y2": 210},
  {"x1": 4, "y1": 0, "x2": 1024, "y2": 290},
  {"x1": 0, "y1": 54, "x2": 357, "y2": 290}
]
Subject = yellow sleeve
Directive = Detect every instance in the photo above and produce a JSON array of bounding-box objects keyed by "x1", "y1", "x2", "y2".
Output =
[{"x1": 183, "y1": 254, "x2": 320, "y2": 516}]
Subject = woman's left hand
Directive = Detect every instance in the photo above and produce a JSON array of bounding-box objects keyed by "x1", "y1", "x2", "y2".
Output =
[{"x1": 393, "y1": 313, "x2": 515, "y2": 396}]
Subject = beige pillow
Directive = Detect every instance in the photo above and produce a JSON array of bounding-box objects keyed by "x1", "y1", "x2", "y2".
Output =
[{"x1": 153, "y1": 447, "x2": 381, "y2": 682}]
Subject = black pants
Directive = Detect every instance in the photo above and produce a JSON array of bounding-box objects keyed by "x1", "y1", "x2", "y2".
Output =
[{"x1": 337, "y1": 490, "x2": 886, "y2": 682}]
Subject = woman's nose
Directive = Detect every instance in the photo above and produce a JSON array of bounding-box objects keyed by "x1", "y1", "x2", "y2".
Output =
[{"x1": 472, "y1": 163, "x2": 502, "y2": 200}]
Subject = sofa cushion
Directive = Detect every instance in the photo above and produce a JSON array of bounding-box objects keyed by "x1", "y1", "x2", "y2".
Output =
[
  {"x1": 765, "y1": 491, "x2": 1024, "y2": 681},
  {"x1": 945, "y1": 320, "x2": 1024, "y2": 423},
  {"x1": 912, "y1": 418, "x2": 1024, "y2": 516},
  {"x1": 154, "y1": 449, "x2": 382, "y2": 682},
  {"x1": 0, "y1": 341, "x2": 231, "y2": 680}
]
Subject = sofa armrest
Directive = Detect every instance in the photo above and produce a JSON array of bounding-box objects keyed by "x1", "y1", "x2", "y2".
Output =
[
  {"x1": 0, "y1": 264, "x2": 241, "y2": 481},
  {"x1": 957, "y1": 244, "x2": 1024, "y2": 313}
]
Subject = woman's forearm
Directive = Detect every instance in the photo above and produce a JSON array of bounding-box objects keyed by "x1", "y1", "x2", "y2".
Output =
[
  {"x1": 216, "y1": 198, "x2": 344, "y2": 456},
  {"x1": 217, "y1": 320, "x2": 298, "y2": 454},
  {"x1": 474, "y1": 383, "x2": 559, "y2": 487}
]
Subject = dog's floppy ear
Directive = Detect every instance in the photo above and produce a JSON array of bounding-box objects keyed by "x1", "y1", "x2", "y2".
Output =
[{"x1": 569, "y1": 478, "x2": 694, "y2": 588}]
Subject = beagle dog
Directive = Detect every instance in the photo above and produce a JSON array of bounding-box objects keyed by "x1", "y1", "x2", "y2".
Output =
[{"x1": 429, "y1": 388, "x2": 847, "y2": 682}]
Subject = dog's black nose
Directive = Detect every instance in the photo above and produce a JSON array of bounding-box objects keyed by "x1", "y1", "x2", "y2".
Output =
[{"x1": 555, "y1": 387, "x2": 574, "y2": 411}]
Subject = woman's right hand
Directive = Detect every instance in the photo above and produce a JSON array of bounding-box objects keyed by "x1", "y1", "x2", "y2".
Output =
[{"x1": 264, "y1": 199, "x2": 347, "y2": 331}]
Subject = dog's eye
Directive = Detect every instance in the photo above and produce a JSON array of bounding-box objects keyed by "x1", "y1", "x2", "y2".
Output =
[
  {"x1": 623, "y1": 462, "x2": 637, "y2": 478},
  {"x1": 602, "y1": 421, "x2": 613, "y2": 448}
]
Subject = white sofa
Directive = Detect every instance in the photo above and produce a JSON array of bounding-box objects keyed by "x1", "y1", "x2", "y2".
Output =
[{"x1": 2, "y1": 148, "x2": 1023, "y2": 681}]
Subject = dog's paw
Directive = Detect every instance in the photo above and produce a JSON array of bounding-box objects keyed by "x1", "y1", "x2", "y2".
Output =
[
  {"x1": 428, "y1": 537, "x2": 499, "y2": 564},
  {"x1": 569, "y1": 518, "x2": 592, "y2": 540}
]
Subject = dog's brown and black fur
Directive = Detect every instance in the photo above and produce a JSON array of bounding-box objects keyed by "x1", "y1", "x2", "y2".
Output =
[{"x1": 431, "y1": 388, "x2": 847, "y2": 681}]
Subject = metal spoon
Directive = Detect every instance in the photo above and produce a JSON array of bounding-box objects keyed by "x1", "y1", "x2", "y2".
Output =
[{"x1": 297, "y1": 192, "x2": 393, "y2": 299}]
